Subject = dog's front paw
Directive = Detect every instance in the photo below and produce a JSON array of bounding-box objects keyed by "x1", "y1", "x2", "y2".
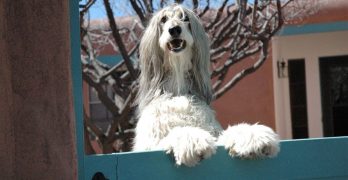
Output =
[
  {"x1": 159, "y1": 127, "x2": 216, "y2": 167},
  {"x1": 218, "y1": 123, "x2": 280, "y2": 159}
]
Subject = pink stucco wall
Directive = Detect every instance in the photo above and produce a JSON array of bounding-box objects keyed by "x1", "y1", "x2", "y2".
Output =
[{"x1": 212, "y1": 54, "x2": 276, "y2": 130}]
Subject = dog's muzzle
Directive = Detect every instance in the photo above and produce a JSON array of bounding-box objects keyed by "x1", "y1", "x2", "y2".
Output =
[{"x1": 167, "y1": 39, "x2": 186, "y2": 52}]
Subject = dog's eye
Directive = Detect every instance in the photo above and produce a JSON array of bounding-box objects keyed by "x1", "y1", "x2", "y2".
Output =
[
  {"x1": 161, "y1": 16, "x2": 167, "y2": 24},
  {"x1": 184, "y1": 16, "x2": 189, "y2": 22}
]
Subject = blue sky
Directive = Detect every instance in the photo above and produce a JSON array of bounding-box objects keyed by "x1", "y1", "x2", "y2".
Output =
[{"x1": 82, "y1": 0, "x2": 238, "y2": 20}]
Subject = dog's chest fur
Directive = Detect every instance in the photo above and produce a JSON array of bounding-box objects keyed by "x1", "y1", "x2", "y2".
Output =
[{"x1": 134, "y1": 95, "x2": 222, "y2": 150}]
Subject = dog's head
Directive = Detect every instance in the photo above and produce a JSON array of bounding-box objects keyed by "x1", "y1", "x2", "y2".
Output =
[
  {"x1": 157, "y1": 5, "x2": 194, "y2": 54},
  {"x1": 138, "y1": 4, "x2": 212, "y2": 108}
]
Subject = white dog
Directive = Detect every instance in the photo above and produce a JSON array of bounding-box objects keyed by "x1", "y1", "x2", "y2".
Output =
[{"x1": 133, "y1": 4, "x2": 279, "y2": 167}]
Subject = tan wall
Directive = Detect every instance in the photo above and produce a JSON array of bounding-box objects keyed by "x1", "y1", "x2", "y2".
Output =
[
  {"x1": 0, "y1": 1, "x2": 77, "y2": 179},
  {"x1": 212, "y1": 54, "x2": 276, "y2": 130}
]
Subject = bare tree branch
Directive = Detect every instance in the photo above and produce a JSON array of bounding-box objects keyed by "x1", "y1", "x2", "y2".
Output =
[
  {"x1": 80, "y1": 0, "x2": 300, "y2": 153},
  {"x1": 80, "y1": 0, "x2": 97, "y2": 15},
  {"x1": 143, "y1": 0, "x2": 154, "y2": 13},
  {"x1": 130, "y1": 0, "x2": 148, "y2": 25},
  {"x1": 213, "y1": 40, "x2": 268, "y2": 98},
  {"x1": 198, "y1": 0, "x2": 210, "y2": 17},
  {"x1": 84, "y1": 109, "x2": 106, "y2": 141},
  {"x1": 103, "y1": 0, "x2": 137, "y2": 79},
  {"x1": 205, "y1": 0, "x2": 229, "y2": 30}
]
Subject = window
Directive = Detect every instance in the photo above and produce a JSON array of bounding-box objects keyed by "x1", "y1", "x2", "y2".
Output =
[
  {"x1": 89, "y1": 86, "x2": 113, "y2": 132},
  {"x1": 320, "y1": 55, "x2": 348, "y2": 136}
]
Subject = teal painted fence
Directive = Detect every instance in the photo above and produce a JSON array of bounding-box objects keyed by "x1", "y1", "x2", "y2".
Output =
[
  {"x1": 83, "y1": 137, "x2": 348, "y2": 180},
  {"x1": 70, "y1": 1, "x2": 348, "y2": 180}
]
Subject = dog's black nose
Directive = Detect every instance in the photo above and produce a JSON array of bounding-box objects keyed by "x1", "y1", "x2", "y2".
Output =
[{"x1": 168, "y1": 26, "x2": 182, "y2": 37}]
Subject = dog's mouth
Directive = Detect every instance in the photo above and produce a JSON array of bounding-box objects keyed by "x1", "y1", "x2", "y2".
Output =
[{"x1": 167, "y1": 39, "x2": 186, "y2": 52}]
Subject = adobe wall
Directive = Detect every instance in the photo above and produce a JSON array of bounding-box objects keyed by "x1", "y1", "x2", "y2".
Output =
[
  {"x1": 288, "y1": 0, "x2": 348, "y2": 25},
  {"x1": 212, "y1": 54, "x2": 275, "y2": 130},
  {"x1": 0, "y1": 1, "x2": 77, "y2": 179}
]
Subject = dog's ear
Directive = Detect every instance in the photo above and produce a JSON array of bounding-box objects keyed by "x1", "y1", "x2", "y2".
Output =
[
  {"x1": 137, "y1": 11, "x2": 165, "y2": 110},
  {"x1": 185, "y1": 9, "x2": 213, "y2": 104},
  {"x1": 139, "y1": 13, "x2": 163, "y2": 80}
]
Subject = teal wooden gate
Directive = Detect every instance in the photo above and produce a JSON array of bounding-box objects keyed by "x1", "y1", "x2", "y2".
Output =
[
  {"x1": 69, "y1": 1, "x2": 348, "y2": 179},
  {"x1": 81, "y1": 138, "x2": 348, "y2": 180}
]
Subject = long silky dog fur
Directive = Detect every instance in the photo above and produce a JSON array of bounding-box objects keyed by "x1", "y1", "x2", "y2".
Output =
[{"x1": 133, "y1": 4, "x2": 279, "y2": 167}]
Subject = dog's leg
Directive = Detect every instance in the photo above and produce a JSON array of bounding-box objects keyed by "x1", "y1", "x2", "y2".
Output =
[
  {"x1": 217, "y1": 123, "x2": 280, "y2": 159},
  {"x1": 158, "y1": 126, "x2": 216, "y2": 167}
]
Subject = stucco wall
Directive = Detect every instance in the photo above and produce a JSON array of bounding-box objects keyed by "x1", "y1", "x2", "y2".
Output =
[
  {"x1": 288, "y1": 0, "x2": 348, "y2": 25},
  {"x1": 212, "y1": 53, "x2": 276, "y2": 130},
  {"x1": 0, "y1": 1, "x2": 77, "y2": 179}
]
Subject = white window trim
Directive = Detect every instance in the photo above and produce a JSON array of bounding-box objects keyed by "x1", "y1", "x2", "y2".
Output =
[{"x1": 272, "y1": 30, "x2": 348, "y2": 139}]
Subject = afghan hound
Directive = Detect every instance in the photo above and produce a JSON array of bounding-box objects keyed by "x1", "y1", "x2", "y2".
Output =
[{"x1": 133, "y1": 4, "x2": 279, "y2": 167}]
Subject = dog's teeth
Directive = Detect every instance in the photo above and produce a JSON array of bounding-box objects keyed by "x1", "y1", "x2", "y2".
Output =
[{"x1": 167, "y1": 39, "x2": 186, "y2": 52}]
